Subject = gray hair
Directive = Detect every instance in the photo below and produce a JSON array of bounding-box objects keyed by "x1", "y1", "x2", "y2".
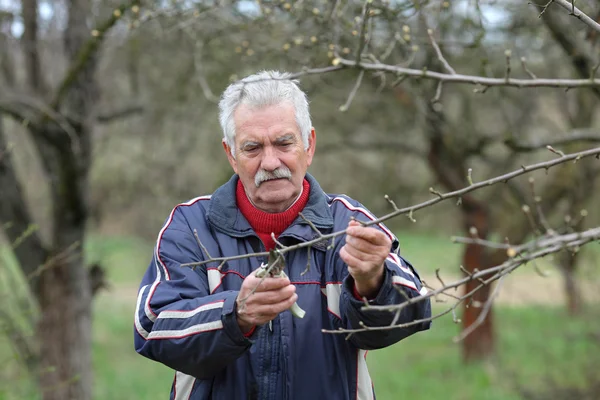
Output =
[{"x1": 218, "y1": 70, "x2": 312, "y2": 157}]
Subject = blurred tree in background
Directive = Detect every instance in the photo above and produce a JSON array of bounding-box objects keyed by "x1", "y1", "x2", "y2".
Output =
[{"x1": 0, "y1": 0, "x2": 599, "y2": 399}]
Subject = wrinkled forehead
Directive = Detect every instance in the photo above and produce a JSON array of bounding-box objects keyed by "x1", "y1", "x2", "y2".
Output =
[{"x1": 233, "y1": 102, "x2": 300, "y2": 141}]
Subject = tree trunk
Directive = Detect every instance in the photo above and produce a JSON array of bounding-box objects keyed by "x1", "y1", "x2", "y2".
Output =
[
  {"x1": 38, "y1": 254, "x2": 92, "y2": 400},
  {"x1": 561, "y1": 255, "x2": 581, "y2": 316},
  {"x1": 424, "y1": 100, "x2": 498, "y2": 362},
  {"x1": 38, "y1": 149, "x2": 92, "y2": 400},
  {"x1": 460, "y1": 200, "x2": 496, "y2": 362}
]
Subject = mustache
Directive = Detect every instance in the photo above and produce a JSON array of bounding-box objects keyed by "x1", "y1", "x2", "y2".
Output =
[{"x1": 254, "y1": 167, "x2": 292, "y2": 187}]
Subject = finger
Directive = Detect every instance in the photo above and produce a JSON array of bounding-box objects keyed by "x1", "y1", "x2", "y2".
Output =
[
  {"x1": 253, "y1": 293, "x2": 299, "y2": 317},
  {"x1": 342, "y1": 242, "x2": 383, "y2": 265},
  {"x1": 347, "y1": 225, "x2": 391, "y2": 246},
  {"x1": 247, "y1": 275, "x2": 291, "y2": 292},
  {"x1": 348, "y1": 219, "x2": 362, "y2": 228},
  {"x1": 246, "y1": 285, "x2": 296, "y2": 305},
  {"x1": 340, "y1": 245, "x2": 363, "y2": 270},
  {"x1": 345, "y1": 234, "x2": 383, "y2": 254}
]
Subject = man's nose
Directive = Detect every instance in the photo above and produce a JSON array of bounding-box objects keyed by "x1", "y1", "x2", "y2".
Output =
[{"x1": 260, "y1": 146, "x2": 281, "y2": 171}]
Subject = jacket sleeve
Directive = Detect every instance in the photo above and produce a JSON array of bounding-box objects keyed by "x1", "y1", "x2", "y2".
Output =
[
  {"x1": 333, "y1": 203, "x2": 432, "y2": 350},
  {"x1": 133, "y1": 207, "x2": 252, "y2": 379},
  {"x1": 340, "y1": 253, "x2": 432, "y2": 350}
]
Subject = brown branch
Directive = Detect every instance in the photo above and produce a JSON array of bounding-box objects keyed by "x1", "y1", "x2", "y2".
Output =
[
  {"x1": 0, "y1": 95, "x2": 32, "y2": 124},
  {"x1": 181, "y1": 146, "x2": 600, "y2": 269},
  {"x1": 51, "y1": 0, "x2": 140, "y2": 109},
  {"x1": 453, "y1": 274, "x2": 506, "y2": 342},
  {"x1": 96, "y1": 104, "x2": 144, "y2": 123},
  {"x1": 0, "y1": 92, "x2": 80, "y2": 151},
  {"x1": 0, "y1": 121, "x2": 48, "y2": 296},
  {"x1": 0, "y1": 13, "x2": 16, "y2": 88},
  {"x1": 331, "y1": 57, "x2": 600, "y2": 89},
  {"x1": 354, "y1": 0, "x2": 371, "y2": 64},
  {"x1": 22, "y1": 0, "x2": 46, "y2": 94}
]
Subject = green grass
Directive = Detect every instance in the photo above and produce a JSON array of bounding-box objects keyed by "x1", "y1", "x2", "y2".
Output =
[
  {"x1": 89, "y1": 298, "x2": 600, "y2": 400},
  {"x1": 1, "y1": 233, "x2": 600, "y2": 399},
  {"x1": 84, "y1": 234, "x2": 154, "y2": 285},
  {"x1": 92, "y1": 292, "x2": 173, "y2": 400},
  {"x1": 395, "y1": 231, "x2": 462, "y2": 275},
  {"x1": 368, "y1": 305, "x2": 600, "y2": 400}
]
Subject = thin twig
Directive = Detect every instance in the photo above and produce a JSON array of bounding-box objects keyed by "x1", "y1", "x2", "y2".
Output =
[
  {"x1": 193, "y1": 228, "x2": 212, "y2": 259},
  {"x1": 321, "y1": 226, "x2": 600, "y2": 334},
  {"x1": 339, "y1": 70, "x2": 365, "y2": 112},
  {"x1": 298, "y1": 212, "x2": 324, "y2": 238},
  {"x1": 521, "y1": 57, "x2": 538, "y2": 79},
  {"x1": 427, "y1": 29, "x2": 456, "y2": 74},
  {"x1": 453, "y1": 275, "x2": 506, "y2": 342},
  {"x1": 354, "y1": 0, "x2": 371, "y2": 64},
  {"x1": 332, "y1": 57, "x2": 600, "y2": 89},
  {"x1": 553, "y1": 0, "x2": 600, "y2": 33},
  {"x1": 180, "y1": 146, "x2": 600, "y2": 269}
]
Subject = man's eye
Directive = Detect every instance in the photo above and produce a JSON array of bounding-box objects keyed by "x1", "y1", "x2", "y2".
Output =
[
  {"x1": 279, "y1": 142, "x2": 292, "y2": 147},
  {"x1": 243, "y1": 146, "x2": 259, "y2": 152}
]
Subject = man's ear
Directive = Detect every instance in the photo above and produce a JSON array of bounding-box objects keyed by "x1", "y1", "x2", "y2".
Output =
[
  {"x1": 222, "y1": 140, "x2": 238, "y2": 174},
  {"x1": 306, "y1": 128, "x2": 316, "y2": 167}
]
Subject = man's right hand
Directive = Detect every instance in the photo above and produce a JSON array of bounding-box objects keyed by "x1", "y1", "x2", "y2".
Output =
[{"x1": 236, "y1": 269, "x2": 297, "y2": 333}]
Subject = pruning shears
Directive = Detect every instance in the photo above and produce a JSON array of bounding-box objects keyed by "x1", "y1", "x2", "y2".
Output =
[{"x1": 256, "y1": 249, "x2": 306, "y2": 319}]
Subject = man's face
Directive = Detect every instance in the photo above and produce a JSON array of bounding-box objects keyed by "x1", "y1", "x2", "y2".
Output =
[{"x1": 223, "y1": 102, "x2": 316, "y2": 213}]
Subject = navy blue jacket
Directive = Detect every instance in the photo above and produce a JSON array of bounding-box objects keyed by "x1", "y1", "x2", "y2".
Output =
[{"x1": 134, "y1": 174, "x2": 431, "y2": 400}]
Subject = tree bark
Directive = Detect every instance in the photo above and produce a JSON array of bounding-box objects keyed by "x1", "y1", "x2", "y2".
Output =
[
  {"x1": 559, "y1": 250, "x2": 582, "y2": 315},
  {"x1": 422, "y1": 97, "x2": 498, "y2": 361},
  {"x1": 0, "y1": 121, "x2": 48, "y2": 292},
  {"x1": 21, "y1": 0, "x2": 46, "y2": 94},
  {"x1": 38, "y1": 224, "x2": 92, "y2": 400}
]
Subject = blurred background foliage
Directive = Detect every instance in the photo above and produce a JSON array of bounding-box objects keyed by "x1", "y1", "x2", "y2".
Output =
[{"x1": 1, "y1": 0, "x2": 599, "y2": 399}]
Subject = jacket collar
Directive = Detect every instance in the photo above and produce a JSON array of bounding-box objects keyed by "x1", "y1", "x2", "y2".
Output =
[{"x1": 207, "y1": 173, "x2": 334, "y2": 240}]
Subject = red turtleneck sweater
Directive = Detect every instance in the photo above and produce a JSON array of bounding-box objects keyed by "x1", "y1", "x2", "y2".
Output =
[
  {"x1": 237, "y1": 178, "x2": 371, "y2": 306},
  {"x1": 237, "y1": 178, "x2": 310, "y2": 250}
]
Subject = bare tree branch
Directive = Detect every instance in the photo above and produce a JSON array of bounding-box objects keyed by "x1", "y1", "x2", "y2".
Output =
[
  {"x1": 537, "y1": 2, "x2": 600, "y2": 98},
  {"x1": 0, "y1": 121, "x2": 48, "y2": 296},
  {"x1": 22, "y1": 0, "x2": 47, "y2": 94},
  {"x1": 0, "y1": 12, "x2": 16, "y2": 88},
  {"x1": 321, "y1": 226, "x2": 600, "y2": 335},
  {"x1": 334, "y1": 57, "x2": 600, "y2": 89},
  {"x1": 96, "y1": 104, "x2": 144, "y2": 123},
  {"x1": 181, "y1": 146, "x2": 600, "y2": 269},
  {"x1": 51, "y1": 1, "x2": 140, "y2": 110},
  {"x1": 427, "y1": 28, "x2": 456, "y2": 75},
  {"x1": 551, "y1": 0, "x2": 600, "y2": 33}
]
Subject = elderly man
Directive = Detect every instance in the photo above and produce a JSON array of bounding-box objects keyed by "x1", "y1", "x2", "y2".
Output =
[{"x1": 134, "y1": 70, "x2": 431, "y2": 400}]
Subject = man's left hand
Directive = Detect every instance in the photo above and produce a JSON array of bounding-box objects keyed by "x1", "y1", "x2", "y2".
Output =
[{"x1": 340, "y1": 220, "x2": 391, "y2": 299}]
